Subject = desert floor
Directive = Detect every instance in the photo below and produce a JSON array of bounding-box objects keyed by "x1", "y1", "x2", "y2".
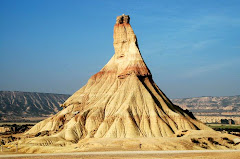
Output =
[{"x1": 0, "y1": 150, "x2": 240, "y2": 159}]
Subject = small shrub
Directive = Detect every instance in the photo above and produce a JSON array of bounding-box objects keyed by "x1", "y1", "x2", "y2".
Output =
[
  {"x1": 208, "y1": 137, "x2": 214, "y2": 142},
  {"x1": 191, "y1": 138, "x2": 200, "y2": 144},
  {"x1": 213, "y1": 140, "x2": 220, "y2": 145},
  {"x1": 177, "y1": 134, "x2": 184, "y2": 137},
  {"x1": 227, "y1": 140, "x2": 234, "y2": 144},
  {"x1": 201, "y1": 145, "x2": 208, "y2": 149}
]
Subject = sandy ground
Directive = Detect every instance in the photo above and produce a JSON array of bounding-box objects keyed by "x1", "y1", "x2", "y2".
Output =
[
  {"x1": 0, "y1": 150, "x2": 240, "y2": 159},
  {"x1": 1, "y1": 130, "x2": 239, "y2": 154}
]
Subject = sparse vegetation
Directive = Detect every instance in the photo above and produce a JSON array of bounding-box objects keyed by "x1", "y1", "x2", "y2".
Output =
[
  {"x1": 208, "y1": 137, "x2": 214, "y2": 142},
  {"x1": 191, "y1": 138, "x2": 200, "y2": 144},
  {"x1": 208, "y1": 137, "x2": 220, "y2": 145},
  {"x1": 207, "y1": 124, "x2": 240, "y2": 136},
  {"x1": 177, "y1": 134, "x2": 184, "y2": 137},
  {"x1": 207, "y1": 124, "x2": 240, "y2": 129},
  {"x1": 201, "y1": 145, "x2": 208, "y2": 149},
  {"x1": 0, "y1": 123, "x2": 34, "y2": 135}
]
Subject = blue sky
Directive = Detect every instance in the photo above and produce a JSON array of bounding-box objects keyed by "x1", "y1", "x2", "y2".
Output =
[{"x1": 0, "y1": 0, "x2": 240, "y2": 98}]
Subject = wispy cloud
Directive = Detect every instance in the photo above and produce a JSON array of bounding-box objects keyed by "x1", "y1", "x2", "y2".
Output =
[
  {"x1": 144, "y1": 38, "x2": 221, "y2": 56},
  {"x1": 186, "y1": 15, "x2": 240, "y2": 30},
  {"x1": 141, "y1": 14, "x2": 240, "y2": 56},
  {"x1": 181, "y1": 58, "x2": 240, "y2": 78},
  {"x1": 191, "y1": 39, "x2": 221, "y2": 49}
]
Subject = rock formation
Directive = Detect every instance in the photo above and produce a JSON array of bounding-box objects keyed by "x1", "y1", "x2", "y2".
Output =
[{"x1": 27, "y1": 14, "x2": 211, "y2": 142}]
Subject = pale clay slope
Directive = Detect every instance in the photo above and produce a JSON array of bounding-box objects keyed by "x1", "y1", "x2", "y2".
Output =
[{"x1": 22, "y1": 15, "x2": 238, "y2": 151}]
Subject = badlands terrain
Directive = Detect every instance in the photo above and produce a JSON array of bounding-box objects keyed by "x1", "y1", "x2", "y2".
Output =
[
  {"x1": 0, "y1": 91, "x2": 68, "y2": 122},
  {"x1": 1, "y1": 91, "x2": 239, "y2": 124},
  {"x1": 172, "y1": 96, "x2": 240, "y2": 124},
  {"x1": 0, "y1": 15, "x2": 240, "y2": 156}
]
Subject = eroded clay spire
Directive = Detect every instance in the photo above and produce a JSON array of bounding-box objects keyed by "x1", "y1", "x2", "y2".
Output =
[
  {"x1": 27, "y1": 15, "x2": 211, "y2": 144},
  {"x1": 116, "y1": 14, "x2": 130, "y2": 24},
  {"x1": 113, "y1": 14, "x2": 151, "y2": 78}
]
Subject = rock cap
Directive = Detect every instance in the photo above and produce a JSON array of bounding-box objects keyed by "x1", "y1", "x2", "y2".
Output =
[{"x1": 116, "y1": 14, "x2": 130, "y2": 24}]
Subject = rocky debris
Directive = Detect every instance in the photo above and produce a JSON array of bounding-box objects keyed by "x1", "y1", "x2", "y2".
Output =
[{"x1": 35, "y1": 130, "x2": 50, "y2": 137}]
